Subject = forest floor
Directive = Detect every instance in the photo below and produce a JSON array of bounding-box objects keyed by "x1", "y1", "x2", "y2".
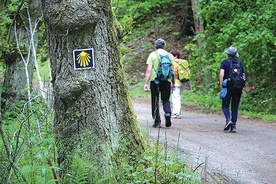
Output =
[{"x1": 132, "y1": 97, "x2": 276, "y2": 184}]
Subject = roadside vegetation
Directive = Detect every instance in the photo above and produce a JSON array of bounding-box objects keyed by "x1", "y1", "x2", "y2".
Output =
[
  {"x1": 0, "y1": 0, "x2": 275, "y2": 183},
  {"x1": 0, "y1": 96, "x2": 201, "y2": 183},
  {"x1": 114, "y1": 0, "x2": 276, "y2": 122}
]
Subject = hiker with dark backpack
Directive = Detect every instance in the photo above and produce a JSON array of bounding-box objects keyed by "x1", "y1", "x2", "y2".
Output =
[
  {"x1": 219, "y1": 46, "x2": 246, "y2": 133},
  {"x1": 144, "y1": 39, "x2": 175, "y2": 128},
  {"x1": 171, "y1": 49, "x2": 190, "y2": 119}
]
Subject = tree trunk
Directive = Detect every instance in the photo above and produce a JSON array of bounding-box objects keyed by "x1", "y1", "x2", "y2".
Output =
[
  {"x1": 2, "y1": 0, "x2": 41, "y2": 110},
  {"x1": 41, "y1": 0, "x2": 145, "y2": 179},
  {"x1": 191, "y1": 0, "x2": 204, "y2": 47},
  {"x1": 178, "y1": 0, "x2": 195, "y2": 39}
]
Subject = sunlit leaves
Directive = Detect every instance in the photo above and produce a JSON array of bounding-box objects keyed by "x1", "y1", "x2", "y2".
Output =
[{"x1": 187, "y1": 0, "x2": 275, "y2": 114}]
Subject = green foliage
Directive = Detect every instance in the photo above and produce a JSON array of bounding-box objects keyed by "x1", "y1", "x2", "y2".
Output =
[
  {"x1": 128, "y1": 83, "x2": 275, "y2": 122},
  {"x1": 0, "y1": 0, "x2": 48, "y2": 78},
  {"x1": 114, "y1": 1, "x2": 182, "y2": 86},
  {"x1": 1, "y1": 0, "x2": 275, "y2": 183},
  {"x1": 0, "y1": 92, "x2": 202, "y2": 183},
  {"x1": 117, "y1": 130, "x2": 201, "y2": 183},
  {"x1": 112, "y1": 0, "x2": 178, "y2": 23},
  {"x1": 114, "y1": 0, "x2": 275, "y2": 117},
  {"x1": 0, "y1": 96, "x2": 57, "y2": 184},
  {"x1": 58, "y1": 133, "x2": 201, "y2": 184},
  {"x1": 0, "y1": 0, "x2": 24, "y2": 61},
  {"x1": 33, "y1": 59, "x2": 51, "y2": 83},
  {"x1": 128, "y1": 81, "x2": 151, "y2": 98},
  {"x1": 63, "y1": 154, "x2": 98, "y2": 184},
  {"x1": 187, "y1": 0, "x2": 276, "y2": 115},
  {"x1": 182, "y1": 90, "x2": 276, "y2": 122},
  {"x1": 112, "y1": 0, "x2": 178, "y2": 40}
]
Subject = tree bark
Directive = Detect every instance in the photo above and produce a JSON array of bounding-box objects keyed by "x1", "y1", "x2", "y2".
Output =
[
  {"x1": 2, "y1": 0, "x2": 41, "y2": 110},
  {"x1": 178, "y1": 0, "x2": 195, "y2": 39},
  {"x1": 41, "y1": 0, "x2": 145, "y2": 179},
  {"x1": 191, "y1": 0, "x2": 204, "y2": 47}
]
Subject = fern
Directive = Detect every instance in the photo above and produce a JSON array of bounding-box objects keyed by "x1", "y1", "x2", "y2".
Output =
[{"x1": 62, "y1": 154, "x2": 88, "y2": 184}]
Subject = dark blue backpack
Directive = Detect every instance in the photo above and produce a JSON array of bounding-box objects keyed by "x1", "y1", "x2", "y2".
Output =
[
  {"x1": 155, "y1": 51, "x2": 174, "y2": 82},
  {"x1": 227, "y1": 59, "x2": 245, "y2": 90}
]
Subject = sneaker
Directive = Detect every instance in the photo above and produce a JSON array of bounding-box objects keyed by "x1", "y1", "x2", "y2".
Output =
[
  {"x1": 230, "y1": 125, "x2": 236, "y2": 133},
  {"x1": 172, "y1": 113, "x2": 181, "y2": 119},
  {"x1": 224, "y1": 119, "x2": 233, "y2": 131},
  {"x1": 172, "y1": 114, "x2": 176, "y2": 118},
  {"x1": 165, "y1": 115, "x2": 172, "y2": 127}
]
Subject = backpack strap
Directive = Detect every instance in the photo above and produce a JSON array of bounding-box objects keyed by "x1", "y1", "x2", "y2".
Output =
[
  {"x1": 155, "y1": 51, "x2": 171, "y2": 61},
  {"x1": 152, "y1": 51, "x2": 161, "y2": 74},
  {"x1": 227, "y1": 59, "x2": 233, "y2": 65},
  {"x1": 155, "y1": 51, "x2": 161, "y2": 63},
  {"x1": 227, "y1": 59, "x2": 241, "y2": 65}
]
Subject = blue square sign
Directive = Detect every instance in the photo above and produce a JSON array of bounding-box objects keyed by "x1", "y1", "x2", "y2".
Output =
[{"x1": 73, "y1": 48, "x2": 95, "y2": 70}]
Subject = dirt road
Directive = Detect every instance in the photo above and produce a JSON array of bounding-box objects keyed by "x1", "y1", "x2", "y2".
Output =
[{"x1": 132, "y1": 97, "x2": 276, "y2": 184}]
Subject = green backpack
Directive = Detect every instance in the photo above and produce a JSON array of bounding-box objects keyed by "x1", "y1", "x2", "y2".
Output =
[{"x1": 177, "y1": 59, "x2": 190, "y2": 82}]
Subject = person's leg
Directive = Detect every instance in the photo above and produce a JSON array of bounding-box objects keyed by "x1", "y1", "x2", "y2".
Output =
[
  {"x1": 222, "y1": 90, "x2": 232, "y2": 130},
  {"x1": 230, "y1": 90, "x2": 242, "y2": 132},
  {"x1": 222, "y1": 92, "x2": 231, "y2": 119},
  {"x1": 172, "y1": 82, "x2": 181, "y2": 116},
  {"x1": 150, "y1": 81, "x2": 160, "y2": 127},
  {"x1": 160, "y1": 81, "x2": 172, "y2": 127},
  {"x1": 160, "y1": 81, "x2": 172, "y2": 115},
  {"x1": 178, "y1": 82, "x2": 185, "y2": 116}
]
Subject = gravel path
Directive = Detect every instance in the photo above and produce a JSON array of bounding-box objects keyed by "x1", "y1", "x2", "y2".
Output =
[{"x1": 132, "y1": 97, "x2": 276, "y2": 184}]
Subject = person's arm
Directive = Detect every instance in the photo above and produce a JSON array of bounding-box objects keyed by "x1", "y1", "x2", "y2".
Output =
[
  {"x1": 170, "y1": 54, "x2": 175, "y2": 88},
  {"x1": 219, "y1": 69, "x2": 225, "y2": 89},
  {"x1": 144, "y1": 64, "x2": 152, "y2": 91}
]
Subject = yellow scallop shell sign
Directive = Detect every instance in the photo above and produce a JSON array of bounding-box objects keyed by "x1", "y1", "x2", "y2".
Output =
[{"x1": 73, "y1": 48, "x2": 95, "y2": 70}]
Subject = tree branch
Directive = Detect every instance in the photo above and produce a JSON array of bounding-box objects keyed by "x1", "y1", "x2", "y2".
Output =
[{"x1": 0, "y1": 121, "x2": 27, "y2": 182}]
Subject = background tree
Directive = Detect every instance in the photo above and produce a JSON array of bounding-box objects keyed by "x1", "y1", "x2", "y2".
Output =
[
  {"x1": 177, "y1": 0, "x2": 195, "y2": 39},
  {"x1": 188, "y1": 0, "x2": 276, "y2": 114},
  {"x1": 1, "y1": 0, "x2": 44, "y2": 110},
  {"x1": 113, "y1": 0, "x2": 275, "y2": 116},
  {"x1": 41, "y1": 0, "x2": 145, "y2": 180},
  {"x1": 191, "y1": 0, "x2": 204, "y2": 47},
  {"x1": 0, "y1": 1, "x2": 53, "y2": 183}
]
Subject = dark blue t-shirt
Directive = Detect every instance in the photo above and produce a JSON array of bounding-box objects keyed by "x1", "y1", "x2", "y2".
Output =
[{"x1": 220, "y1": 58, "x2": 244, "y2": 80}]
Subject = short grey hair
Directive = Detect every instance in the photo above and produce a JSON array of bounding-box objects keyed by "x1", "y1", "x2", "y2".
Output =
[{"x1": 155, "y1": 38, "x2": 166, "y2": 49}]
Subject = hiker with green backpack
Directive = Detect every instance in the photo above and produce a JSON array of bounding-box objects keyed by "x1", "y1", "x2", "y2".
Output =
[
  {"x1": 144, "y1": 38, "x2": 175, "y2": 128},
  {"x1": 171, "y1": 49, "x2": 190, "y2": 119}
]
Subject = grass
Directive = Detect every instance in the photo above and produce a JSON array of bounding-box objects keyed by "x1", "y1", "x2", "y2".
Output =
[
  {"x1": 128, "y1": 81, "x2": 151, "y2": 98},
  {"x1": 33, "y1": 59, "x2": 51, "y2": 83},
  {"x1": 122, "y1": 126, "x2": 201, "y2": 183},
  {"x1": 128, "y1": 82, "x2": 276, "y2": 122},
  {"x1": 0, "y1": 96, "x2": 201, "y2": 183}
]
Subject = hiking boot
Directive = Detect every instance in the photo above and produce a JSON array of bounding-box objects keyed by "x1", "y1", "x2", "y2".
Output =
[
  {"x1": 153, "y1": 120, "x2": 161, "y2": 128},
  {"x1": 224, "y1": 119, "x2": 233, "y2": 131},
  {"x1": 153, "y1": 123, "x2": 161, "y2": 128},
  {"x1": 165, "y1": 115, "x2": 172, "y2": 127},
  {"x1": 230, "y1": 125, "x2": 236, "y2": 133}
]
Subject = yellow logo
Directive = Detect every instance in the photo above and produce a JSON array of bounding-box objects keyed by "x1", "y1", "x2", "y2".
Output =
[{"x1": 77, "y1": 51, "x2": 91, "y2": 67}]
